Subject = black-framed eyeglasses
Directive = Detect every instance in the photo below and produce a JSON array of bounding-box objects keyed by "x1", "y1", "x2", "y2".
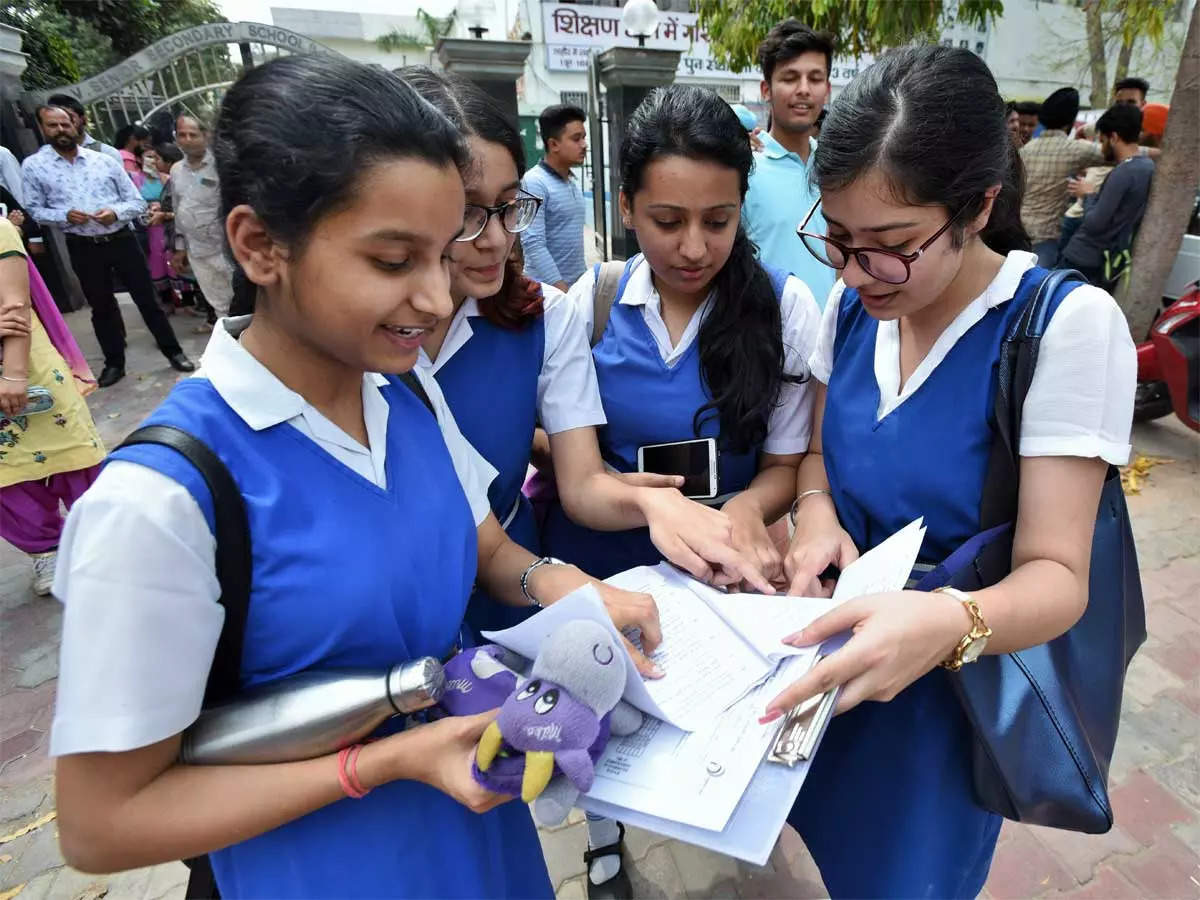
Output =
[
  {"x1": 796, "y1": 199, "x2": 970, "y2": 285},
  {"x1": 457, "y1": 192, "x2": 543, "y2": 242}
]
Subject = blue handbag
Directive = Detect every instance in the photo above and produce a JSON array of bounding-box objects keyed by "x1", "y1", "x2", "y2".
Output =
[{"x1": 915, "y1": 268, "x2": 1146, "y2": 833}]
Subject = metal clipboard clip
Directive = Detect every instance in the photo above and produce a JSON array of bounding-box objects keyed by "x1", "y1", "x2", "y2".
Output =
[{"x1": 767, "y1": 655, "x2": 839, "y2": 767}]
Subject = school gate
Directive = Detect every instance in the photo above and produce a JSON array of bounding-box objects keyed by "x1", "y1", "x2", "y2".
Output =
[
  {"x1": 7, "y1": 22, "x2": 342, "y2": 310},
  {"x1": 22, "y1": 22, "x2": 342, "y2": 142}
]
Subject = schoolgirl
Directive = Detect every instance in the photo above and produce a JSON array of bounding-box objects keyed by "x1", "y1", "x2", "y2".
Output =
[
  {"x1": 402, "y1": 68, "x2": 771, "y2": 648},
  {"x1": 770, "y1": 46, "x2": 1136, "y2": 897},
  {"x1": 541, "y1": 84, "x2": 823, "y2": 587},
  {"x1": 48, "y1": 55, "x2": 660, "y2": 899}
]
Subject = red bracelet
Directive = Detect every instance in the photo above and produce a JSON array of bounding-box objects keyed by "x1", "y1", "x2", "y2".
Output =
[
  {"x1": 346, "y1": 743, "x2": 369, "y2": 797},
  {"x1": 336, "y1": 745, "x2": 369, "y2": 799}
]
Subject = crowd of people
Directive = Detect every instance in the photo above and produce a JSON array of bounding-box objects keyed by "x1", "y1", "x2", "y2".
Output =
[
  {"x1": 1010, "y1": 76, "x2": 1164, "y2": 288},
  {"x1": 0, "y1": 14, "x2": 1155, "y2": 900}
]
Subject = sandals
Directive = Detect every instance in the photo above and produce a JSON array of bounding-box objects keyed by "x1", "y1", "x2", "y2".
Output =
[{"x1": 583, "y1": 821, "x2": 633, "y2": 900}]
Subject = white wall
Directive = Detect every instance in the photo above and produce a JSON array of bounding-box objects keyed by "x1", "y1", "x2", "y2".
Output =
[{"x1": 983, "y1": 0, "x2": 1189, "y2": 105}]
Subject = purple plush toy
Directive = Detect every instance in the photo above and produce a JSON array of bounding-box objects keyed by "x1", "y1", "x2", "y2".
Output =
[
  {"x1": 438, "y1": 645, "x2": 523, "y2": 717},
  {"x1": 472, "y1": 620, "x2": 642, "y2": 821}
]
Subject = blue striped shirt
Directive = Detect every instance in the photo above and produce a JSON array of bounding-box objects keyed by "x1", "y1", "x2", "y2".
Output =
[{"x1": 521, "y1": 160, "x2": 586, "y2": 287}]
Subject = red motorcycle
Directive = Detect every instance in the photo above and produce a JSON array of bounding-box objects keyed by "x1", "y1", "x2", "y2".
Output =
[{"x1": 1135, "y1": 280, "x2": 1199, "y2": 431}]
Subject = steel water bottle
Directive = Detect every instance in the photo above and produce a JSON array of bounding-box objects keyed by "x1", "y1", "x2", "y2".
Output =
[{"x1": 180, "y1": 657, "x2": 446, "y2": 765}]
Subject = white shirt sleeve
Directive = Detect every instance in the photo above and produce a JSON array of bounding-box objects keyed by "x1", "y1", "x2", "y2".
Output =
[
  {"x1": 537, "y1": 284, "x2": 607, "y2": 435},
  {"x1": 1019, "y1": 284, "x2": 1135, "y2": 465},
  {"x1": 565, "y1": 266, "x2": 599, "y2": 346},
  {"x1": 51, "y1": 462, "x2": 222, "y2": 756},
  {"x1": 763, "y1": 276, "x2": 823, "y2": 456},
  {"x1": 808, "y1": 280, "x2": 846, "y2": 385},
  {"x1": 411, "y1": 366, "x2": 499, "y2": 525}
]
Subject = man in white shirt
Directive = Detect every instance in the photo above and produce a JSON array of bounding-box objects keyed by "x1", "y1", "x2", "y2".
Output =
[
  {"x1": 171, "y1": 114, "x2": 234, "y2": 318},
  {"x1": 23, "y1": 105, "x2": 194, "y2": 386}
]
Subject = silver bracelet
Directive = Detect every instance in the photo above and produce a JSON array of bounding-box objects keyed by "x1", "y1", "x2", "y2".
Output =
[
  {"x1": 789, "y1": 489, "x2": 833, "y2": 528},
  {"x1": 0, "y1": 374, "x2": 28, "y2": 383},
  {"x1": 520, "y1": 556, "x2": 564, "y2": 609}
]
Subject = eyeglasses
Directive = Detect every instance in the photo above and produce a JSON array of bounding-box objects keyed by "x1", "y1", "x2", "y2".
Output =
[
  {"x1": 797, "y1": 200, "x2": 970, "y2": 285},
  {"x1": 457, "y1": 192, "x2": 543, "y2": 242}
]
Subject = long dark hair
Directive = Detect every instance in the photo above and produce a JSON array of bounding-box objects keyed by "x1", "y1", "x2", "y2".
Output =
[
  {"x1": 812, "y1": 45, "x2": 1030, "y2": 255},
  {"x1": 400, "y1": 65, "x2": 544, "y2": 330},
  {"x1": 621, "y1": 84, "x2": 799, "y2": 454},
  {"x1": 213, "y1": 55, "x2": 467, "y2": 311}
]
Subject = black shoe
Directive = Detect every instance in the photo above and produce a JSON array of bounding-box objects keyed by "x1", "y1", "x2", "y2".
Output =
[
  {"x1": 97, "y1": 366, "x2": 125, "y2": 388},
  {"x1": 584, "y1": 822, "x2": 633, "y2": 900},
  {"x1": 168, "y1": 352, "x2": 196, "y2": 373}
]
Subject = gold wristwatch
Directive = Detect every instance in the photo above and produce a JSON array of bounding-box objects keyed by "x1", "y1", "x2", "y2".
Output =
[{"x1": 935, "y1": 586, "x2": 992, "y2": 672}]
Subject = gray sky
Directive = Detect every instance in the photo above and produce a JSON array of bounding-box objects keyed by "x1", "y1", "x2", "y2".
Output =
[{"x1": 216, "y1": 0, "x2": 420, "y2": 27}]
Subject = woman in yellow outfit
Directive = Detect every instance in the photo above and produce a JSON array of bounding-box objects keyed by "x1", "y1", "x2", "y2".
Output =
[{"x1": 0, "y1": 218, "x2": 105, "y2": 594}]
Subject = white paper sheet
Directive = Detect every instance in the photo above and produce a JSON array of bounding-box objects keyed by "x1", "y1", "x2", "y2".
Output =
[
  {"x1": 603, "y1": 567, "x2": 776, "y2": 730},
  {"x1": 832, "y1": 517, "x2": 927, "y2": 602},
  {"x1": 585, "y1": 654, "x2": 812, "y2": 832}
]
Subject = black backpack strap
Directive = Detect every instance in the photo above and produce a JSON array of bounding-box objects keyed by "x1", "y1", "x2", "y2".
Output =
[
  {"x1": 397, "y1": 370, "x2": 435, "y2": 415},
  {"x1": 117, "y1": 425, "x2": 252, "y2": 706},
  {"x1": 980, "y1": 269, "x2": 1086, "y2": 529}
]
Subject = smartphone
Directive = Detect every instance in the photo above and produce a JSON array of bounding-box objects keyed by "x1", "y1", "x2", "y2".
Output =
[{"x1": 637, "y1": 438, "x2": 718, "y2": 500}]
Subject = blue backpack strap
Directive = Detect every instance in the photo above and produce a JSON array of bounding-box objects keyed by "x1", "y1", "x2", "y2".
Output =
[
  {"x1": 982, "y1": 267, "x2": 1086, "y2": 529},
  {"x1": 759, "y1": 262, "x2": 790, "y2": 301}
]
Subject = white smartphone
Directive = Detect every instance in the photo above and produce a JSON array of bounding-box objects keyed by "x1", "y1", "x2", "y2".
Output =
[{"x1": 637, "y1": 438, "x2": 719, "y2": 500}]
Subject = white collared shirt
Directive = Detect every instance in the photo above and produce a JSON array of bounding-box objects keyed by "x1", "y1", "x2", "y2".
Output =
[
  {"x1": 808, "y1": 251, "x2": 1136, "y2": 465},
  {"x1": 21, "y1": 144, "x2": 147, "y2": 237},
  {"x1": 50, "y1": 319, "x2": 497, "y2": 756},
  {"x1": 417, "y1": 284, "x2": 606, "y2": 435},
  {"x1": 566, "y1": 257, "x2": 823, "y2": 455},
  {"x1": 170, "y1": 151, "x2": 225, "y2": 257}
]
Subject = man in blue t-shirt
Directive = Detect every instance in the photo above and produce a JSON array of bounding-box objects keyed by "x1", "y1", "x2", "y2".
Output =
[
  {"x1": 742, "y1": 19, "x2": 837, "y2": 307},
  {"x1": 522, "y1": 105, "x2": 587, "y2": 291}
]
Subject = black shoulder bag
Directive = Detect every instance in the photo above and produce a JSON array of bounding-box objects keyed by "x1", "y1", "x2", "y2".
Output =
[{"x1": 914, "y1": 269, "x2": 1146, "y2": 833}]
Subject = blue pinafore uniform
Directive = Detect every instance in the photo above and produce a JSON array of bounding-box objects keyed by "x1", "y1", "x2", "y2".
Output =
[
  {"x1": 541, "y1": 255, "x2": 787, "y2": 578},
  {"x1": 110, "y1": 376, "x2": 553, "y2": 899},
  {"x1": 788, "y1": 267, "x2": 1068, "y2": 899},
  {"x1": 432, "y1": 312, "x2": 546, "y2": 635}
]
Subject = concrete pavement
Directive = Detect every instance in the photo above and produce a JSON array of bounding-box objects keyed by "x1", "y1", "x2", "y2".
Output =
[{"x1": 2, "y1": 299, "x2": 1198, "y2": 899}]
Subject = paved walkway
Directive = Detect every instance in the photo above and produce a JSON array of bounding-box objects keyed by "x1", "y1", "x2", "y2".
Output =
[{"x1": 2, "y1": 302, "x2": 1198, "y2": 899}]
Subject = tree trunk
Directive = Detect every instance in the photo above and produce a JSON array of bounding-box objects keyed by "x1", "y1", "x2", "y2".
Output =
[
  {"x1": 1115, "y1": 32, "x2": 1135, "y2": 83},
  {"x1": 1084, "y1": 0, "x2": 1110, "y2": 109},
  {"x1": 1118, "y1": 1, "x2": 1199, "y2": 340}
]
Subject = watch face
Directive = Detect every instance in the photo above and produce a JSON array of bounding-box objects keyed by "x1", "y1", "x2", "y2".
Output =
[{"x1": 963, "y1": 636, "x2": 988, "y2": 664}]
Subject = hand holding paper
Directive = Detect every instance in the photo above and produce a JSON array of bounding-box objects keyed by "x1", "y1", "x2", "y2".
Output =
[{"x1": 766, "y1": 521, "x2": 973, "y2": 717}]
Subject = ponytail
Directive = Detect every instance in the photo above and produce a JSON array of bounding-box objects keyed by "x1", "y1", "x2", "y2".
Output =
[{"x1": 980, "y1": 140, "x2": 1032, "y2": 254}]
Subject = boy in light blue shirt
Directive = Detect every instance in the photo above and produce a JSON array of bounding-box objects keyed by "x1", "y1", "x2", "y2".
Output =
[{"x1": 742, "y1": 20, "x2": 837, "y2": 307}]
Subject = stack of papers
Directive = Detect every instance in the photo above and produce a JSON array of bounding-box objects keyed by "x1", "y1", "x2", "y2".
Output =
[{"x1": 483, "y1": 518, "x2": 927, "y2": 864}]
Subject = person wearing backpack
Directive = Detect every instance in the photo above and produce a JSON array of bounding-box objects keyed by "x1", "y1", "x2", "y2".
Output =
[
  {"x1": 768, "y1": 46, "x2": 1136, "y2": 898},
  {"x1": 540, "y1": 84, "x2": 823, "y2": 591},
  {"x1": 402, "y1": 69, "x2": 772, "y2": 654},
  {"x1": 46, "y1": 55, "x2": 669, "y2": 900}
]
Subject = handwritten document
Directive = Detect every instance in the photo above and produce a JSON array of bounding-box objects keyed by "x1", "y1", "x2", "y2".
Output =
[
  {"x1": 604, "y1": 567, "x2": 773, "y2": 730},
  {"x1": 587, "y1": 655, "x2": 812, "y2": 831}
]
